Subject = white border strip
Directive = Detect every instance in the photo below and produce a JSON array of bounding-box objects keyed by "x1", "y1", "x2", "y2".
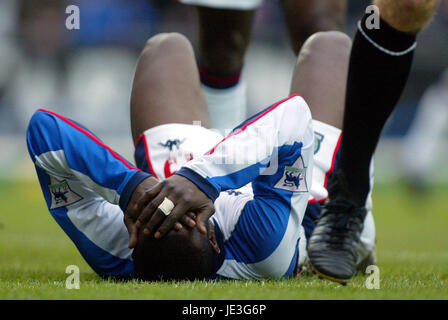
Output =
[{"x1": 358, "y1": 21, "x2": 417, "y2": 56}]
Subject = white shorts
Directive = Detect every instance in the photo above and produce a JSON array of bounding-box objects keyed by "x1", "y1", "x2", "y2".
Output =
[
  {"x1": 134, "y1": 123, "x2": 224, "y2": 180},
  {"x1": 178, "y1": 0, "x2": 263, "y2": 10}
]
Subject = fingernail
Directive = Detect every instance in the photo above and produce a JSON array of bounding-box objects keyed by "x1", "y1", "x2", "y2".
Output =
[
  {"x1": 189, "y1": 220, "x2": 196, "y2": 227},
  {"x1": 154, "y1": 232, "x2": 160, "y2": 239},
  {"x1": 143, "y1": 228, "x2": 149, "y2": 235}
]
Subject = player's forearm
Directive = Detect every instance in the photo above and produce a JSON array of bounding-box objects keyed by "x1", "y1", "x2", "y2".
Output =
[
  {"x1": 176, "y1": 95, "x2": 312, "y2": 201},
  {"x1": 26, "y1": 109, "x2": 152, "y2": 210}
]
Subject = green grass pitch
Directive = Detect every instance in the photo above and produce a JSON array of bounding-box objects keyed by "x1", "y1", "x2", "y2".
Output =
[{"x1": 0, "y1": 179, "x2": 447, "y2": 299}]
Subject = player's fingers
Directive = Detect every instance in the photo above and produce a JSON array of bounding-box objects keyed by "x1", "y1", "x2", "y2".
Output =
[
  {"x1": 124, "y1": 216, "x2": 138, "y2": 249},
  {"x1": 131, "y1": 182, "x2": 164, "y2": 221},
  {"x1": 180, "y1": 214, "x2": 196, "y2": 228},
  {"x1": 137, "y1": 192, "x2": 166, "y2": 229},
  {"x1": 143, "y1": 202, "x2": 174, "y2": 237},
  {"x1": 154, "y1": 203, "x2": 189, "y2": 239},
  {"x1": 208, "y1": 224, "x2": 220, "y2": 254},
  {"x1": 174, "y1": 222, "x2": 183, "y2": 231},
  {"x1": 186, "y1": 212, "x2": 196, "y2": 220},
  {"x1": 128, "y1": 225, "x2": 138, "y2": 249},
  {"x1": 196, "y1": 205, "x2": 215, "y2": 235}
]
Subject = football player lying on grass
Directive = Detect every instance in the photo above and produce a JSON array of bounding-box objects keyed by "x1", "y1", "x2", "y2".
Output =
[{"x1": 27, "y1": 32, "x2": 375, "y2": 281}]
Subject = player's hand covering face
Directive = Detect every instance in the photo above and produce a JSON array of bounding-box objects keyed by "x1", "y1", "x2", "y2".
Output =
[
  {"x1": 124, "y1": 176, "x2": 205, "y2": 248},
  {"x1": 126, "y1": 175, "x2": 215, "y2": 247}
]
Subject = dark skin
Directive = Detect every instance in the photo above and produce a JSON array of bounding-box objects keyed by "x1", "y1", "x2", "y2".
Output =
[
  {"x1": 125, "y1": 31, "x2": 352, "y2": 241},
  {"x1": 125, "y1": 175, "x2": 214, "y2": 244},
  {"x1": 281, "y1": 0, "x2": 347, "y2": 54},
  {"x1": 196, "y1": 7, "x2": 254, "y2": 75}
]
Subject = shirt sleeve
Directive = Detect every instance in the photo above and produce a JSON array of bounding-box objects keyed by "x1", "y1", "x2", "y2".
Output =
[{"x1": 26, "y1": 109, "x2": 152, "y2": 211}]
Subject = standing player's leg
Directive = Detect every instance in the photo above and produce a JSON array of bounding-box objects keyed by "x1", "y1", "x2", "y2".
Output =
[
  {"x1": 281, "y1": 0, "x2": 348, "y2": 54},
  {"x1": 288, "y1": 31, "x2": 376, "y2": 271},
  {"x1": 194, "y1": 6, "x2": 256, "y2": 132},
  {"x1": 308, "y1": 0, "x2": 441, "y2": 283}
]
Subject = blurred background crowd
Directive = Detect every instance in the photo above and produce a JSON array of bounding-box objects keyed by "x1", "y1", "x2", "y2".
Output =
[{"x1": 0, "y1": 0, "x2": 447, "y2": 186}]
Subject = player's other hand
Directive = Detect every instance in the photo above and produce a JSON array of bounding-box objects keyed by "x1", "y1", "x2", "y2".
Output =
[{"x1": 134, "y1": 174, "x2": 215, "y2": 241}]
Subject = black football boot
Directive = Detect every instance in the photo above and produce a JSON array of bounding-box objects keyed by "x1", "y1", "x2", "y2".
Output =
[{"x1": 307, "y1": 169, "x2": 368, "y2": 284}]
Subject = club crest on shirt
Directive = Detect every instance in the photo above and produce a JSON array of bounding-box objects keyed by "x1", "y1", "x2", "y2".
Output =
[
  {"x1": 49, "y1": 177, "x2": 82, "y2": 209},
  {"x1": 314, "y1": 132, "x2": 324, "y2": 154},
  {"x1": 274, "y1": 155, "x2": 308, "y2": 192}
]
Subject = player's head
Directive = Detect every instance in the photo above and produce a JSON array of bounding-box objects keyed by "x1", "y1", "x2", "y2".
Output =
[{"x1": 132, "y1": 221, "x2": 216, "y2": 281}]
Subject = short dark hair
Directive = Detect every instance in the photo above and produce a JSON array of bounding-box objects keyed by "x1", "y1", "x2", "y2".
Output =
[{"x1": 132, "y1": 224, "x2": 214, "y2": 281}]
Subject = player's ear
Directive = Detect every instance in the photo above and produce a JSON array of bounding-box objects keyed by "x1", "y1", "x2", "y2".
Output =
[{"x1": 208, "y1": 222, "x2": 220, "y2": 254}]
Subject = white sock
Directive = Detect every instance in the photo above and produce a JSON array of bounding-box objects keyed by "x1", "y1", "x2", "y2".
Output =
[{"x1": 202, "y1": 80, "x2": 247, "y2": 134}]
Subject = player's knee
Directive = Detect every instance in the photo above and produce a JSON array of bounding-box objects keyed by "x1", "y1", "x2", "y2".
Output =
[
  {"x1": 142, "y1": 32, "x2": 193, "y2": 58},
  {"x1": 308, "y1": 31, "x2": 351, "y2": 48},
  {"x1": 300, "y1": 31, "x2": 351, "y2": 61},
  {"x1": 26, "y1": 110, "x2": 57, "y2": 155},
  {"x1": 375, "y1": 0, "x2": 439, "y2": 32},
  {"x1": 27, "y1": 110, "x2": 52, "y2": 140}
]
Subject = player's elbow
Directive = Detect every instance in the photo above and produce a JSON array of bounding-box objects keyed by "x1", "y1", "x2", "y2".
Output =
[
  {"x1": 26, "y1": 109, "x2": 57, "y2": 157},
  {"x1": 27, "y1": 109, "x2": 53, "y2": 141},
  {"x1": 287, "y1": 95, "x2": 313, "y2": 125}
]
